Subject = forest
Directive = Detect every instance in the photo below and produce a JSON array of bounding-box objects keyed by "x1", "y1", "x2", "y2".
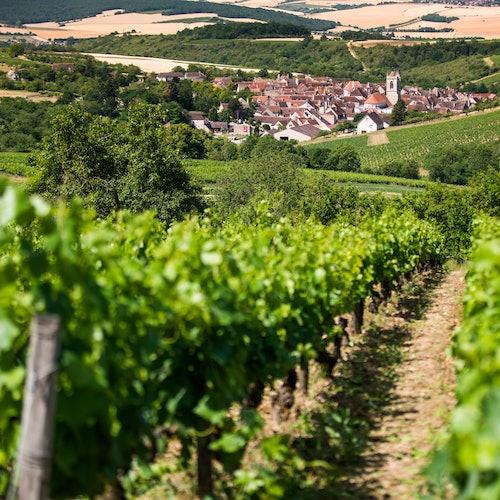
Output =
[
  {"x1": 175, "y1": 21, "x2": 310, "y2": 40},
  {"x1": 0, "y1": 0, "x2": 336, "y2": 30}
]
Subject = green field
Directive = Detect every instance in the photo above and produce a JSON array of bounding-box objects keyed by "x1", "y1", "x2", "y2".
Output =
[
  {"x1": 185, "y1": 159, "x2": 428, "y2": 193},
  {"x1": 0, "y1": 152, "x2": 31, "y2": 177},
  {"x1": 308, "y1": 110, "x2": 500, "y2": 171},
  {"x1": 1, "y1": 155, "x2": 427, "y2": 193}
]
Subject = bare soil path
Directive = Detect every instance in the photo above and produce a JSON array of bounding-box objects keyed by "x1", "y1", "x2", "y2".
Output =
[
  {"x1": 342, "y1": 268, "x2": 465, "y2": 498},
  {"x1": 347, "y1": 41, "x2": 369, "y2": 72},
  {"x1": 368, "y1": 130, "x2": 389, "y2": 146}
]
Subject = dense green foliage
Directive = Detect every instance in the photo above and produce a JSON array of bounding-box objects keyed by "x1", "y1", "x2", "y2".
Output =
[
  {"x1": 404, "y1": 56, "x2": 494, "y2": 90},
  {"x1": 75, "y1": 37, "x2": 500, "y2": 88},
  {"x1": 310, "y1": 144, "x2": 362, "y2": 172},
  {"x1": 0, "y1": 184, "x2": 444, "y2": 497},
  {"x1": 75, "y1": 36, "x2": 364, "y2": 77},
  {"x1": 380, "y1": 159, "x2": 420, "y2": 179},
  {"x1": 0, "y1": 0, "x2": 335, "y2": 29},
  {"x1": 427, "y1": 143, "x2": 499, "y2": 185},
  {"x1": 32, "y1": 104, "x2": 202, "y2": 223},
  {"x1": 0, "y1": 152, "x2": 31, "y2": 177},
  {"x1": 176, "y1": 21, "x2": 310, "y2": 40},
  {"x1": 430, "y1": 217, "x2": 500, "y2": 498},
  {"x1": 401, "y1": 185, "x2": 474, "y2": 259},
  {"x1": 421, "y1": 13, "x2": 459, "y2": 23},
  {"x1": 0, "y1": 99, "x2": 58, "y2": 151}
]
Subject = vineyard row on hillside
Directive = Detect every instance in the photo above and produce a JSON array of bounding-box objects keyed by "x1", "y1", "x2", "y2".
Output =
[
  {"x1": 430, "y1": 217, "x2": 500, "y2": 498},
  {"x1": 0, "y1": 185, "x2": 445, "y2": 497}
]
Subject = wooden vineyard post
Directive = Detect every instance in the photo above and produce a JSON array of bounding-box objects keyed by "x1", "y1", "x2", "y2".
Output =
[
  {"x1": 197, "y1": 434, "x2": 214, "y2": 499},
  {"x1": 353, "y1": 298, "x2": 365, "y2": 335},
  {"x1": 298, "y1": 357, "x2": 309, "y2": 396},
  {"x1": 9, "y1": 314, "x2": 61, "y2": 500}
]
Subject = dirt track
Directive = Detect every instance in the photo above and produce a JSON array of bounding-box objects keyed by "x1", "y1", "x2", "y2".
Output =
[{"x1": 350, "y1": 268, "x2": 464, "y2": 497}]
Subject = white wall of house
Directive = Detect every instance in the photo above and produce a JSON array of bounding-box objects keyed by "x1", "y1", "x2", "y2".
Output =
[
  {"x1": 357, "y1": 116, "x2": 380, "y2": 134},
  {"x1": 273, "y1": 129, "x2": 313, "y2": 142}
]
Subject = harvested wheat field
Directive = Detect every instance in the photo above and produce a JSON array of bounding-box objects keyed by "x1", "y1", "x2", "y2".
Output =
[
  {"x1": 310, "y1": 3, "x2": 500, "y2": 38},
  {"x1": 25, "y1": 10, "x2": 261, "y2": 40}
]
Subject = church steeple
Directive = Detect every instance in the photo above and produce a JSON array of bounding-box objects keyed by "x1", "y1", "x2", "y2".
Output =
[{"x1": 386, "y1": 70, "x2": 401, "y2": 105}]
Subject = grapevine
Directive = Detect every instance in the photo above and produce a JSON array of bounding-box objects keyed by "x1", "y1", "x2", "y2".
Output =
[{"x1": 0, "y1": 185, "x2": 444, "y2": 496}]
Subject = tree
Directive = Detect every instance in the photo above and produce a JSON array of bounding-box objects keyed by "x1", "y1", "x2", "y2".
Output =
[
  {"x1": 207, "y1": 107, "x2": 219, "y2": 122},
  {"x1": 304, "y1": 175, "x2": 361, "y2": 224},
  {"x1": 307, "y1": 148, "x2": 330, "y2": 169},
  {"x1": 326, "y1": 144, "x2": 361, "y2": 172},
  {"x1": 426, "y1": 143, "x2": 499, "y2": 185},
  {"x1": 468, "y1": 167, "x2": 500, "y2": 217},
  {"x1": 164, "y1": 123, "x2": 208, "y2": 159},
  {"x1": 380, "y1": 160, "x2": 420, "y2": 179},
  {"x1": 391, "y1": 98, "x2": 407, "y2": 125},
  {"x1": 32, "y1": 104, "x2": 203, "y2": 224},
  {"x1": 215, "y1": 150, "x2": 305, "y2": 218},
  {"x1": 206, "y1": 137, "x2": 238, "y2": 161},
  {"x1": 118, "y1": 103, "x2": 203, "y2": 223},
  {"x1": 8, "y1": 43, "x2": 24, "y2": 58},
  {"x1": 82, "y1": 78, "x2": 119, "y2": 117},
  {"x1": 177, "y1": 79, "x2": 193, "y2": 109}
]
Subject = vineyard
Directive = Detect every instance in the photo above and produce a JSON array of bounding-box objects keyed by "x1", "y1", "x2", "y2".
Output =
[
  {"x1": 184, "y1": 159, "x2": 429, "y2": 193},
  {"x1": 310, "y1": 110, "x2": 500, "y2": 171},
  {"x1": 0, "y1": 154, "x2": 429, "y2": 193},
  {"x1": 0, "y1": 152, "x2": 31, "y2": 177},
  {"x1": 0, "y1": 185, "x2": 446, "y2": 497},
  {"x1": 429, "y1": 217, "x2": 500, "y2": 498}
]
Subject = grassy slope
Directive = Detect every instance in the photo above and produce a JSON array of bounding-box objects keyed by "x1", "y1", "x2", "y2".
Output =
[
  {"x1": 184, "y1": 159, "x2": 428, "y2": 193},
  {"x1": 0, "y1": 154, "x2": 426, "y2": 193},
  {"x1": 306, "y1": 110, "x2": 500, "y2": 171},
  {"x1": 75, "y1": 36, "x2": 362, "y2": 77},
  {"x1": 0, "y1": 152, "x2": 32, "y2": 176}
]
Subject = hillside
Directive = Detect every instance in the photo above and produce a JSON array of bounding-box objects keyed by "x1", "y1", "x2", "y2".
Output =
[
  {"x1": 307, "y1": 110, "x2": 500, "y2": 171},
  {"x1": 0, "y1": 0, "x2": 336, "y2": 30},
  {"x1": 75, "y1": 37, "x2": 500, "y2": 88}
]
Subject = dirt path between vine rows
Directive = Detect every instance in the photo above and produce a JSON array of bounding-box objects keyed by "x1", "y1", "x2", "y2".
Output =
[{"x1": 350, "y1": 268, "x2": 465, "y2": 498}]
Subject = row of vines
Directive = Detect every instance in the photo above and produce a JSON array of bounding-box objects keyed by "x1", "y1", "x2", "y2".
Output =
[
  {"x1": 0, "y1": 184, "x2": 446, "y2": 497},
  {"x1": 431, "y1": 217, "x2": 500, "y2": 499}
]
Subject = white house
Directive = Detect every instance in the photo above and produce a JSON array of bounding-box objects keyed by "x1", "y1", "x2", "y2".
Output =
[
  {"x1": 357, "y1": 112, "x2": 391, "y2": 134},
  {"x1": 188, "y1": 111, "x2": 210, "y2": 132},
  {"x1": 273, "y1": 124, "x2": 321, "y2": 142}
]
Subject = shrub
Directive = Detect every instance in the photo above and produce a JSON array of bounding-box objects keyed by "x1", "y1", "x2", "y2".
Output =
[
  {"x1": 326, "y1": 144, "x2": 361, "y2": 172},
  {"x1": 380, "y1": 160, "x2": 420, "y2": 179},
  {"x1": 426, "y1": 143, "x2": 499, "y2": 185}
]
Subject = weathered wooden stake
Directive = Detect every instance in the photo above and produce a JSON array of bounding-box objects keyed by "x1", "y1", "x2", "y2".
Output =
[
  {"x1": 10, "y1": 314, "x2": 61, "y2": 500},
  {"x1": 353, "y1": 299, "x2": 365, "y2": 335},
  {"x1": 197, "y1": 434, "x2": 214, "y2": 499},
  {"x1": 298, "y1": 358, "x2": 309, "y2": 396}
]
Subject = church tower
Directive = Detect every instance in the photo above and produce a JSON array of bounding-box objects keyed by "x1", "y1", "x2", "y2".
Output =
[{"x1": 386, "y1": 70, "x2": 401, "y2": 105}]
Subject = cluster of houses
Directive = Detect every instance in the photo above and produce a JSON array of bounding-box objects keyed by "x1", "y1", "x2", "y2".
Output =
[{"x1": 186, "y1": 71, "x2": 496, "y2": 142}]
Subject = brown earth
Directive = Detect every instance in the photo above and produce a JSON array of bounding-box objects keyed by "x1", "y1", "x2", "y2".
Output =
[
  {"x1": 343, "y1": 268, "x2": 464, "y2": 498},
  {"x1": 368, "y1": 130, "x2": 389, "y2": 145}
]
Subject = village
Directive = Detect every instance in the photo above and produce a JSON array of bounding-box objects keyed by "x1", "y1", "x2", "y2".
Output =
[{"x1": 155, "y1": 70, "x2": 497, "y2": 142}]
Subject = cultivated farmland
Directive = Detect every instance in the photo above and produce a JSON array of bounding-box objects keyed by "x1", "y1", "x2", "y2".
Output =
[{"x1": 309, "y1": 110, "x2": 500, "y2": 171}]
